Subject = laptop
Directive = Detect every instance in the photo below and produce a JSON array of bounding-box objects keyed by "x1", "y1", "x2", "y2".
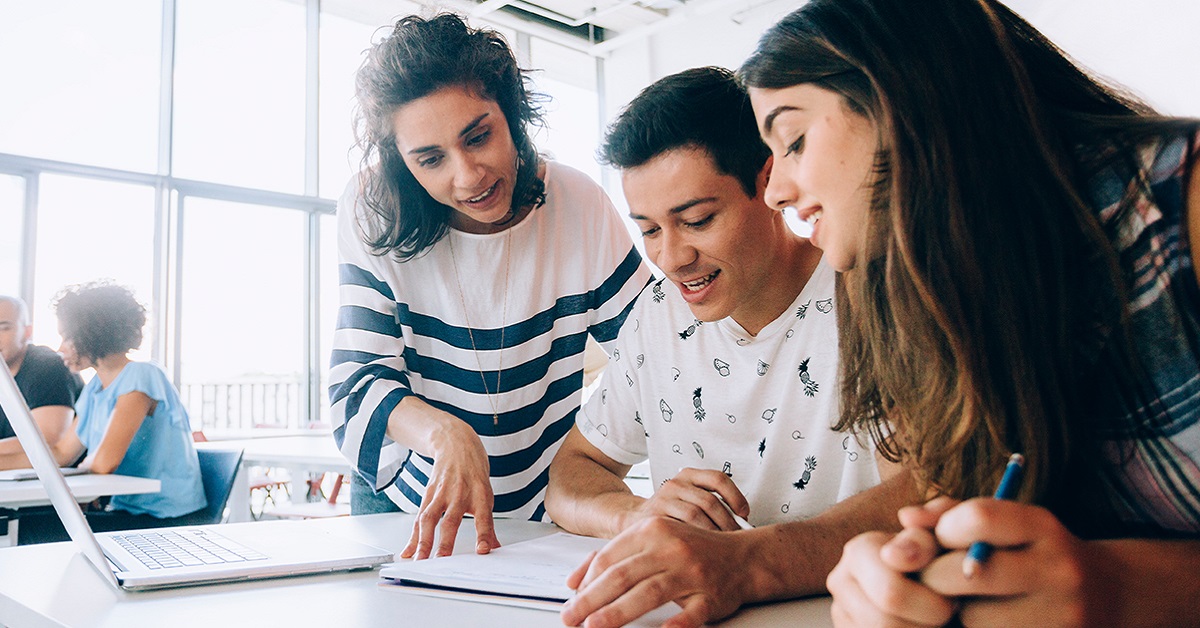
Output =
[
  {"x1": 0, "y1": 466, "x2": 86, "y2": 481},
  {"x1": 0, "y1": 361, "x2": 393, "y2": 590}
]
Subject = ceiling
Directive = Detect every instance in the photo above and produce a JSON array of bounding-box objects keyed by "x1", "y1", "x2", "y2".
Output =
[{"x1": 468, "y1": 0, "x2": 690, "y2": 43}]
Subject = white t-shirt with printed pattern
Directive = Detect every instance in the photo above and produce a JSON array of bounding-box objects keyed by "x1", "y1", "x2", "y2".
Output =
[{"x1": 578, "y1": 260, "x2": 880, "y2": 526}]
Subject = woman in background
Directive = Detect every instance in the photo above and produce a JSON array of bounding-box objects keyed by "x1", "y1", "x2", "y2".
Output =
[
  {"x1": 330, "y1": 13, "x2": 650, "y2": 560},
  {"x1": 21, "y1": 282, "x2": 205, "y2": 543},
  {"x1": 740, "y1": 0, "x2": 1200, "y2": 625}
]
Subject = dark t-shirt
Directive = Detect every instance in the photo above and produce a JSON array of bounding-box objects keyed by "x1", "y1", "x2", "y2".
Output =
[{"x1": 0, "y1": 344, "x2": 83, "y2": 439}]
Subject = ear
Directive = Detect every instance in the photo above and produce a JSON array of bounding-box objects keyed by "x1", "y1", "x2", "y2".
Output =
[
  {"x1": 22, "y1": 323, "x2": 32, "y2": 342},
  {"x1": 756, "y1": 155, "x2": 774, "y2": 201}
]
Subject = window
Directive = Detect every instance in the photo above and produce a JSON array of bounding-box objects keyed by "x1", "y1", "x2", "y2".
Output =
[
  {"x1": 173, "y1": 0, "x2": 306, "y2": 193},
  {"x1": 317, "y1": 213, "x2": 339, "y2": 423},
  {"x1": 0, "y1": 175, "x2": 25, "y2": 296},
  {"x1": 3, "y1": 2, "x2": 612, "y2": 432},
  {"x1": 29, "y1": 175, "x2": 156, "y2": 359},
  {"x1": 0, "y1": 1, "x2": 161, "y2": 173},
  {"x1": 529, "y1": 39, "x2": 601, "y2": 182},
  {"x1": 179, "y1": 198, "x2": 306, "y2": 430},
  {"x1": 318, "y1": 12, "x2": 377, "y2": 198}
]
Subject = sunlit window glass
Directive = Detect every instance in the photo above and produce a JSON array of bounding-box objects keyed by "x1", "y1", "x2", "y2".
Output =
[
  {"x1": 0, "y1": 1, "x2": 160, "y2": 173},
  {"x1": 30, "y1": 175, "x2": 156, "y2": 360},
  {"x1": 318, "y1": 12, "x2": 376, "y2": 198},
  {"x1": 179, "y1": 198, "x2": 305, "y2": 432},
  {"x1": 0, "y1": 175, "x2": 25, "y2": 296},
  {"x1": 529, "y1": 38, "x2": 600, "y2": 182},
  {"x1": 173, "y1": 0, "x2": 305, "y2": 193},
  {"x1": 317, "y1": 213, "x2": 338, "y2": 423}
]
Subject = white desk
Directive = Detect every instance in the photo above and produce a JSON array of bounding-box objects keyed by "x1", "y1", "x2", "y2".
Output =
[
  {"x1": 197, "y1": 434, "x2": 350, "y2": 523},
  {"x1": 0, "y1": 514, "x2": 834, "y2": 627},
  {"x1": 0, "y1": 475, "x2": 161, "y2": 547},
  {"x1": 0, "y1": 475, "x2": 161, "y2": 510}
]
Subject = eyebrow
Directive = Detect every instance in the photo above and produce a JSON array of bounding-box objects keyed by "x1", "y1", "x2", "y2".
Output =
[
  {"x1": 405, "y1": 113, "x2": 490, "y2": 155},
  {"x1": 629, "y1": 197, "x2": 717, "y2": 221},
  {"x1": 762, "y1": 105, "x2": 802, "y2": 135}
]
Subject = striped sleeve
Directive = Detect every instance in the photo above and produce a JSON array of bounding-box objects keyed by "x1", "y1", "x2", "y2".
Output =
[
  {"x1": 329, "y1": 184, "x2": 411, "y2": 491},
  {"x1": 586, "y1": 185, "x2": 655, "y2": 350}
]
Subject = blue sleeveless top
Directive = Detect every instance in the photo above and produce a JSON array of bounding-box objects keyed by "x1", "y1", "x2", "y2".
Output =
[{"x1": 75, "y1": 362, "x2": 207, "y2": 518}]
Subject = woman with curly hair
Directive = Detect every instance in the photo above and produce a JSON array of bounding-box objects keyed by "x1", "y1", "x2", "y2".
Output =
[
  {"x1": 22, "y1": 282, "x2": 205, "y2": 542},
  {"x1": 330, "y1": 12, "x2": 650, "y2": 561}
]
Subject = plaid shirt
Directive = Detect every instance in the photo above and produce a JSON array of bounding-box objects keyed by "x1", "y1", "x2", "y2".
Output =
[{"x1": 1083, "y1": 130, "x2": 1200, "y2": 537}]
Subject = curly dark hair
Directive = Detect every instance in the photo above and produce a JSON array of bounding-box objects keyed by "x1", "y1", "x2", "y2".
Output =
[
  {"x1": 354, "y1": 13, "x2": 547, "y2": 261},
  {"x1": 53, "y1": 282, "x2": 146, "y2": 363}
]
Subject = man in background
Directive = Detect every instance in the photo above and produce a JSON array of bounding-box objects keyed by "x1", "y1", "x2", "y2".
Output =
[{"x1": 0, "y1": 295, "x2": 82, "y2": 468}]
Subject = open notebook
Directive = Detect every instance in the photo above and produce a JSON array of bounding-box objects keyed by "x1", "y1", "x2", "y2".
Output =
[
  {"x1": 380, "y1": 532, "x2": 680, "y2": 620},
  {"x1": 0, "y1": 360, "x2": 392, "y2": 590}
]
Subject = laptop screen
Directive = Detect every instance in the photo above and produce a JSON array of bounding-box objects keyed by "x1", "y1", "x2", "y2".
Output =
[{"x1": 0, "y1": 361, "x2": 121, "y2": 586}]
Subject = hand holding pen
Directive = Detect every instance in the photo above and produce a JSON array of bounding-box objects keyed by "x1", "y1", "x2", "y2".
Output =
[{"x1": 962, "y1": 452, "x2": 1025, "y2": 578}]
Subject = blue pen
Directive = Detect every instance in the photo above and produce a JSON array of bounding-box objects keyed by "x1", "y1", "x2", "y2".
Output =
[{"x1": 962, "y1": 453, "x2": 1025, "y2": 578}]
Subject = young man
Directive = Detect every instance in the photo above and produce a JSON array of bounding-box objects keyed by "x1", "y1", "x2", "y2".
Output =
[
  {"x1": 544, "y1": 68, "x2": 915, "y2": 628},
  {"x1": 0, "y1": 295, "x2": 82, "y2": 469}
]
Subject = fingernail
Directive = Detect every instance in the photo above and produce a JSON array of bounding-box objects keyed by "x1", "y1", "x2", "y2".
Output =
[{"x1": 892, "y1": 538, "x2": 920, "y2": 562}]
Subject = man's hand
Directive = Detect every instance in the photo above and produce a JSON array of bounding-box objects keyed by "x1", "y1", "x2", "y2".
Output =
[
  {"x1": 621, "y1": 467, "x2": 750, "y2": 532},
  {"x1": 562, "y1": 516, "x2": 753, "y2": 628}
]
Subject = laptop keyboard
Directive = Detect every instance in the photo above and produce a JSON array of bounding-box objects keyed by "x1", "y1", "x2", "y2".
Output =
[{"x1": 111, "y1": 529, "x2": 269, "y2": 570}]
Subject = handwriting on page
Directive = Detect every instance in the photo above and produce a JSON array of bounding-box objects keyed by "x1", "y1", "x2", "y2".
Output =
[{"x1": 380, "y1": 532, "x2": 608, "y2": 601}]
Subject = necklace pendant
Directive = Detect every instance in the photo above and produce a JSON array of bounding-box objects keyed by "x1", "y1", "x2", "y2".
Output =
[{"x1": 493, "y1": 412, "x2": 499, "y2": 426}]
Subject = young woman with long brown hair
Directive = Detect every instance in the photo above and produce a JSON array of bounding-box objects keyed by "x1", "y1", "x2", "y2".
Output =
[{"x1": 741, "y1": 0, "x2": 1200, "y2": 624}]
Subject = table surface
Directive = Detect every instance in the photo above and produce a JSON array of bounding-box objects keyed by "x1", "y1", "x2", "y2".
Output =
[
  {"x1": 196, "y1": 434, "x2": 351, "y2": 523},
  {"x1": 0, "y1": 513, "x2": 834, "y2": 628},
  {"x1": 196, "y1": 433, "x2": 349, "y2": 471},
  {"x1": 0, "y1": 474, "x2": 162, "y2": 509}
]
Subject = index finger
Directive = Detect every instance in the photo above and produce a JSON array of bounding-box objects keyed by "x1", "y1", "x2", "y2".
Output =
[
  {"x1": 566, "y1": 550, "x2": 597, "y2": 591},
  {"x1": 472, "y1": 503, "x2": 501, "y2": 553},
  {"x1": 933, "y1": 499, "x2": 1055, "y2": 550}
]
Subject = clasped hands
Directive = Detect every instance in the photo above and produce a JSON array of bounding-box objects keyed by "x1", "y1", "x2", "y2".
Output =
[{"x1": 828, "y1": 496, "x2": 1101, "y2": 628}]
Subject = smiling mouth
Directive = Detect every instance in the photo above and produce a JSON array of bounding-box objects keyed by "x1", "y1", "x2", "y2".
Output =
[
  {"x1": 801, "y1": 208, "x2": 824, "y2": 227},
  {"x1": 463, "y1": 181, "x2": 498, "y2": 205},
  {"x1": 681, "y1": 270, "x2": 720, "y2": 292}
]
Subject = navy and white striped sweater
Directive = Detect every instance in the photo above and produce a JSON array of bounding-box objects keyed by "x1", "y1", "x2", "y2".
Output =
[{"x1": 330, "y1": 161, "x2": 652, "y2": 520}]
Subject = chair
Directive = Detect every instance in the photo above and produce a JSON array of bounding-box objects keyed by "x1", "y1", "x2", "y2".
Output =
[
  {"x1": 181, "y1": 448, "x2": 244, "y2": 525},
  {"x1": 263, "y1": 473, "x2": 351, "y2": 520}
]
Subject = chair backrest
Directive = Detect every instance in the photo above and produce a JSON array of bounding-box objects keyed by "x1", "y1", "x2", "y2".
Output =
[{"x1": 193, "y1": 448, "x2": 243, "y2": 525}]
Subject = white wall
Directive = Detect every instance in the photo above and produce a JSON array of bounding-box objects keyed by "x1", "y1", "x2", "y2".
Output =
[
  {"x1": 603, "y1": 0, "x2": 1200, "y2": 123},
  {"x1": 1007, "y1": 0, "x2": 1200, "y2": 117}
]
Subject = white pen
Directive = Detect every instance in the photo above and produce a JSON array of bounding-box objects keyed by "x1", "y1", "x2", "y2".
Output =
[{"x1": 715, "y1": 493, "x2": 754, "y2": 530}]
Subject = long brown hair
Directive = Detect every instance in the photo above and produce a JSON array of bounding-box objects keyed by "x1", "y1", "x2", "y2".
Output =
[{"x1": 741, "y1": 0, "x2": 1198, "y2": 513}]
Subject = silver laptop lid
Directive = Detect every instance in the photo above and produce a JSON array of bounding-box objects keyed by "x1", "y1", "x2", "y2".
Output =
[{"x1": 0, "y1": 361, "x2": 120, "y2": 587}]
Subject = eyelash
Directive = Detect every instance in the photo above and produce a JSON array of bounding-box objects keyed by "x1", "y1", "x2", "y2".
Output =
[
  {"x1": 640, "y1": 215, "x2": 713, "y2": 238},
  {"x1": 467, "y1": 131, "x2": 490, "y2": 147},
  {"x1": 784, "y1": 135, "x2": 806, "y2": 157},
  {"x1": 416, "y1": 131, "x2": 490, "y2": 168}
]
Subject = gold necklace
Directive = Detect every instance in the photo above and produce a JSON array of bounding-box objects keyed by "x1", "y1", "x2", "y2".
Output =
[{"x1": 447, "y1": 229, "x2": 512, "y2": 426}]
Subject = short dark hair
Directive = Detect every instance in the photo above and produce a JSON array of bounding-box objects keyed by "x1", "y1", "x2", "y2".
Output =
[
  {"x1": 53, "y1": 282, "x2": 146, "y2": 363},
  {"x1": 599, "y1": 66, "x2": 769, "y2": 198},
  {"x1": 354, "y1": 13, "x2": 546, "y2": 261}
]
